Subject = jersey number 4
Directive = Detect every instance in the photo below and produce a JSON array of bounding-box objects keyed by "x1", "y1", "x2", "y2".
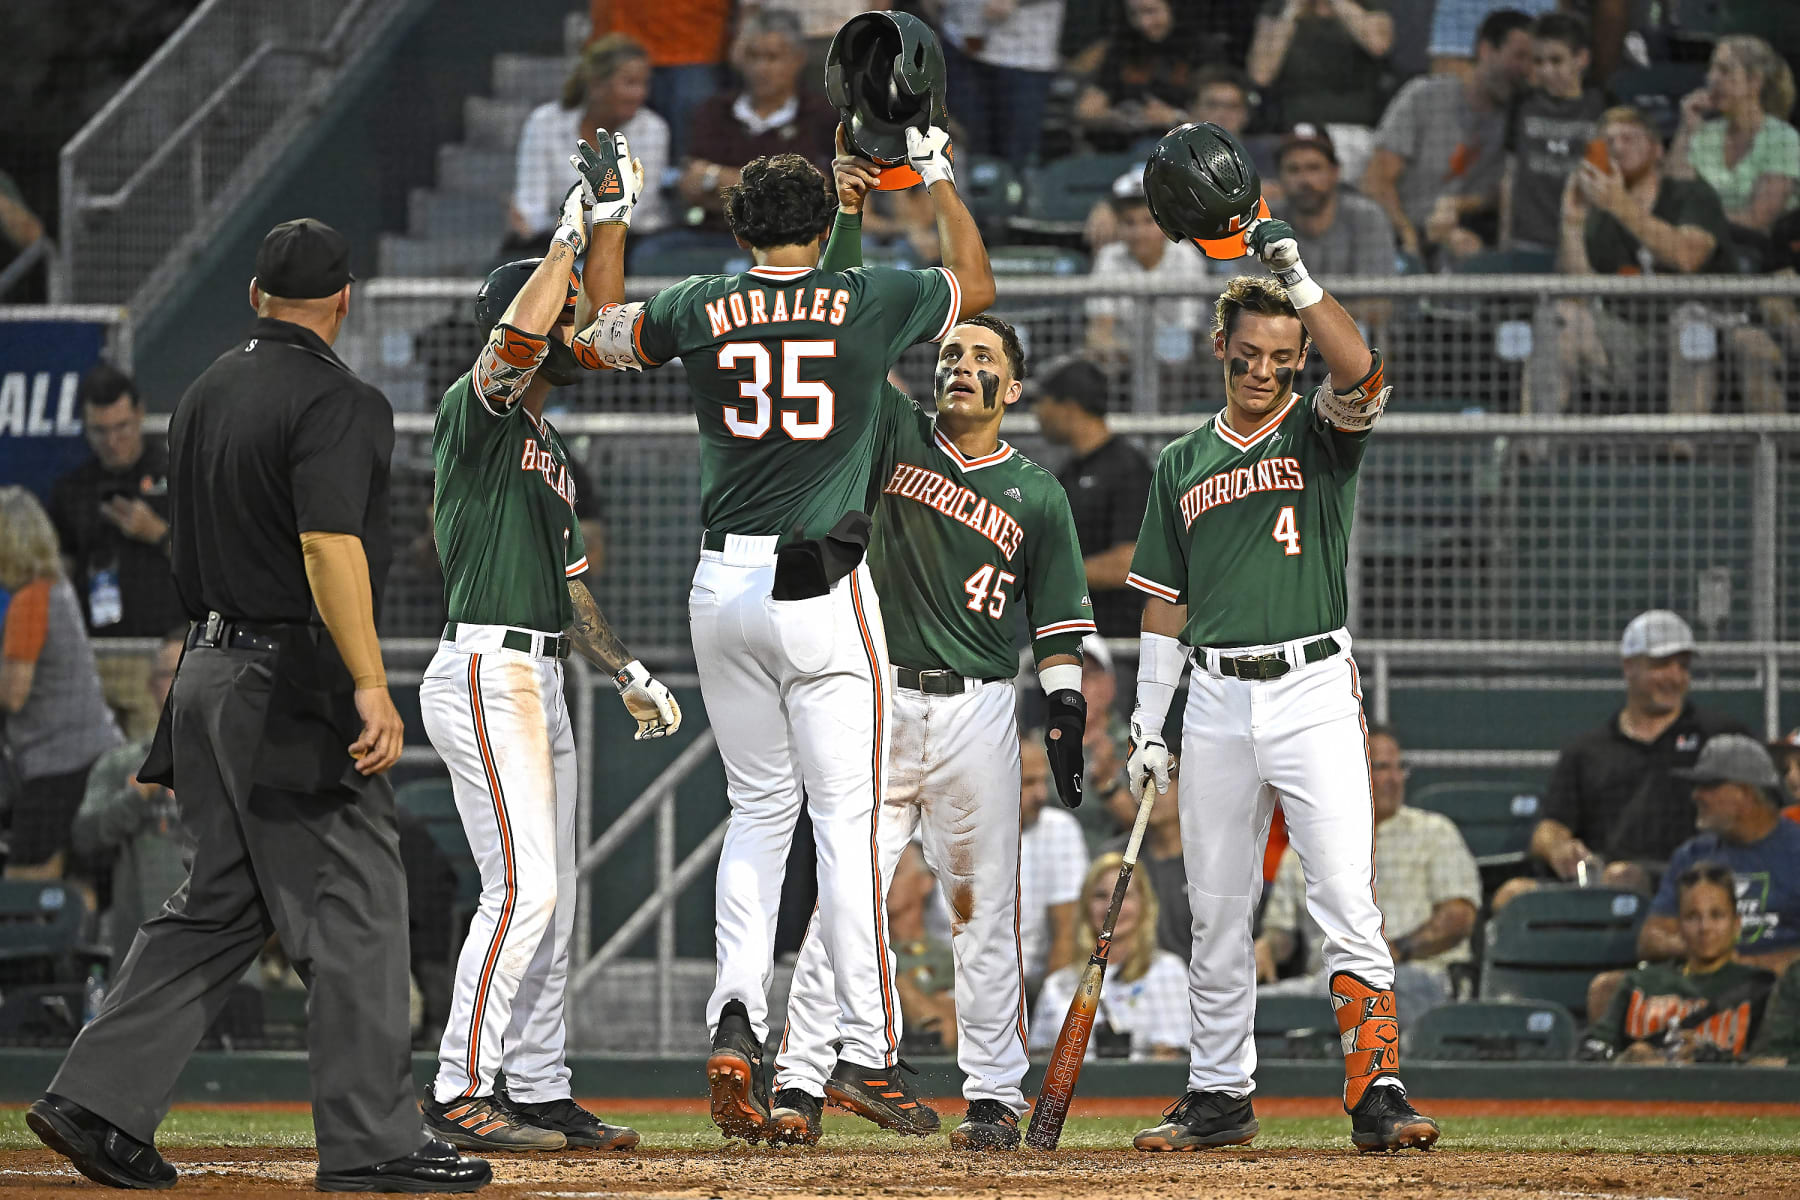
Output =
[
  {"x1": 1272, "y1": 505, "x2": 1302, "y2": 556},
  {"x1": 964, "y1": 563, "x2": 1016, "y2": 618},
  {"x1": 718, "y1": 341, "x2": 836, "y2": 440}
]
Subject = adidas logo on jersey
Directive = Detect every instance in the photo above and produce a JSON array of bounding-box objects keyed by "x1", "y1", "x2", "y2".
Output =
[{"x1": 1005, "y1": 487, "x2": 1022, "y2": 501}]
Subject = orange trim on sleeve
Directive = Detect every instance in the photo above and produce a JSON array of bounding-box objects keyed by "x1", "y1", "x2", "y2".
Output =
[{"x1": 2, "y1": 578, "x2": 51, "y2": 663}]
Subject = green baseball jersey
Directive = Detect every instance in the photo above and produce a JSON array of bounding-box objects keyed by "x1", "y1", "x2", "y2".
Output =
[
  {"x1": 433, "y1": 371, "x2": 587, "y2": 634},
  {"x1": 634, "y1": 264, "x2": 960, "y2": 541},
  {"x1": 1588, "y1": 960, "x2": 1775, "y2": 1059},
  {"x1": 869, "y1": 388, "x2": 1094, "y2": 679},
  {"x1": 1127, "y1": 381, "x2": 1375, "y2": 648}
]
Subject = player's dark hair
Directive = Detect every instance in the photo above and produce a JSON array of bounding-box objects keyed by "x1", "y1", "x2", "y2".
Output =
[
  {"x1": 1475, "y1": 8, "x2": 1533, "y2": 54},
  {"x1": 1212, "y1": 275, "x2": 1312, "y2": 354},
  {"x1": 723, "y1": 154, "x2": 836, "y2": 251},
  {"x1": 78, "y1": 361, "x2": 137, "y2": 410},
  {"x1": 1037, "y1": 357, "x2": 1109, "y2": 416},
  {"x1": 1530, "y1": 11, "x2": 1588, "y2": 54},
  {"x1": 951, "y1": 314, "x2": 1027, "y2": 382}
]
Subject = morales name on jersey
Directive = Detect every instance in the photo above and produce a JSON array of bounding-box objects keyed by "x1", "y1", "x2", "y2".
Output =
[
  {"x1": 881, "y1": 461, "x2": 1026, "y2": 561},
  {"x1": 1179, "y1": 456, "x2": 1306, "y2": 528},
  {"x1": 703, "y1": 286, "x2": 852, "y2": 336}
]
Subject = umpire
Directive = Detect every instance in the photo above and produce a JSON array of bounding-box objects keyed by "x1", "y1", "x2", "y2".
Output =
[{"x1": 27, "y1": 219, "x2": 490, "y2": 1193}]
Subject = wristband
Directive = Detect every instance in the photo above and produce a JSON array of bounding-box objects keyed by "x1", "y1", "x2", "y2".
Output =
[
  {"x1": 1275, "y1": 262, "x2": 1324, "y2": 310},
  {"x1": 1133, "y1": 631, "x2": 1187, "y2": 731},
  {"x1": 1038, "y1": 662, "x2": 1082, "y2": 696}
]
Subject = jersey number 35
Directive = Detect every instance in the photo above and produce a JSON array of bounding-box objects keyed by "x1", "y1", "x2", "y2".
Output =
[{"x1": 718, "y1": 341, "x2": 836, "y2": 440}]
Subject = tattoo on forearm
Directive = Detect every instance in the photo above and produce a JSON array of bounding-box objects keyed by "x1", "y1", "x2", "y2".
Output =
[{"x1": 567, "y1": 579, "x2": 632, "y2": 673}]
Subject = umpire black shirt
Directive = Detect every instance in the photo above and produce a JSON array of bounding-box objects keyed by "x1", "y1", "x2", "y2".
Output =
[
  {"x1": 47, "y1": 441, "x2": 185, "y2": 635},
  {"x1": 1057, "y1": 435, "x2": 1153, "y2": 638},
  {"x1": 168, "y1": 317, "x2": 393, "y2": 623},
  {"x1": 1543, "y1": 702, "x2": 1749, "y2": 868}
]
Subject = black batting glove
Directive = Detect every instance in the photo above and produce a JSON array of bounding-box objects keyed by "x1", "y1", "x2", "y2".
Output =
[{"x1": 1044, "y1": 688, "x2": 1088, "y2": 809}]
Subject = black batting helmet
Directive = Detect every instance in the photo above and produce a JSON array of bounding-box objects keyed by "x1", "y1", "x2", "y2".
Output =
[
  {"x1": 1142, "y1": 122, "x2": 1264, "y2": 247},
  {"x1": 474, "y1": 259, "x2": 579, "y2": 331},
  {"x1": 825, "y1": 11, "x2": 948, "y2": 170}
]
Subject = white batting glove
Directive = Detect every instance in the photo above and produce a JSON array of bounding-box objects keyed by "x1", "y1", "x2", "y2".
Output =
[
  {"x1": 552, "y1": 182, "x2": 590, "y2": 255},
  {"x1": 905, "y1": 125, "x2": 955, "y2": 189},
  {"x1": 1127, "y1": 715, "x2": 1171, "y2": 795},
  {"x1": 572, "y1": 130, "x2": 644, "y2": 226},
  {"x1": 614, "y1": 660, "x2": 681, "y2": 740},
  {"x1": 1246, "y1": 217, "x2": 1323, "y2": 309}
]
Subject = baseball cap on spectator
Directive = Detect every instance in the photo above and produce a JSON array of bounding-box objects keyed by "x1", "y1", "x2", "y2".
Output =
[
  {"x1": 1081, "y1": 633, "x2": 1114, "y2": 674},
  {"x1": 1277, "y1": 123, "x2": 1338, "y2": 167},
  {"x1": 1036, "y1": 357, "x2": 1110, "y2": 415},
  {"x1": 1112, "y1": 170, "x2": 1147, "y2": 200},
  {"x1": 1619, "y1": 610, "x2": 1695, "y2": 659},
  {"x1": 254, "y1": 218, "x2": 355, "y2": 300},
  {"x1": 1671, "y1": 733, "x2": 1782, "y2": 793}
]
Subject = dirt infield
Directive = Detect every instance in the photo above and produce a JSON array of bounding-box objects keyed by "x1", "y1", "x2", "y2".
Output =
[{"x1": 2, "y1": 1144, "x2": 1799, "y2": 1199}]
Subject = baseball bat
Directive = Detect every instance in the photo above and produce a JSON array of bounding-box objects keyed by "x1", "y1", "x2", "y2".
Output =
[{"x1": 1024, "y1": 776, "x2": 1158, "y2": 1150}]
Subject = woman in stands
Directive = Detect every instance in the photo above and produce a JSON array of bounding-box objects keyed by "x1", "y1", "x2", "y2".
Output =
[
  {"x1": 1031, "y1": 852, "x2": 1189, "y2": 1062},
  {"x1": 0, "y1": 487, "x2": 123, "y2": 881},
  {"x1": 1667, "y1": 34, "x2": 1799, "y2": 239},
  {"x1": 1581, "y1": 863, "x2": 1776, "y2": 1063}
]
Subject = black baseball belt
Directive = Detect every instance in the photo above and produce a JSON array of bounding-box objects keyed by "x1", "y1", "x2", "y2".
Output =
[
  {"x1": 1207, "y1": 634, "x2": 1341, "y2": 681},
  {"x1": 894, "y1": 665, "x2": 1009, "y2": 695},
  {"x1": 442, "y1": 623, "x2": 570, "y2": 660}
]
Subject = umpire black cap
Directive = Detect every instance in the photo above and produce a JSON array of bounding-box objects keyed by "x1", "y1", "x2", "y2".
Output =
[{"x1": 254, "y1": 218, "x2": 355, "y2": 299}]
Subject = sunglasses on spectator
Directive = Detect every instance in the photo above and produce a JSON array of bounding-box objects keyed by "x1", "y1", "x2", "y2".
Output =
[{"x1": 1676, "y1": 863, "x2": 1734, "y2": 888}]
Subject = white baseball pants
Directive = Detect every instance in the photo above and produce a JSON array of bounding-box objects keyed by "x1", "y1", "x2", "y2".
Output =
[
  {"x1": 690, "y1": 535, "x2": 900, "y2": 1068},
  {"x1": 1175, "y1": 630, "x2": 1390, "y2": 1097},
  {"x1": 420, "y1": 626, "x2": 578, "y2": 1104},
  {"x1": 778, "y1": 677, "x2": 1029, "y2": 1112}
]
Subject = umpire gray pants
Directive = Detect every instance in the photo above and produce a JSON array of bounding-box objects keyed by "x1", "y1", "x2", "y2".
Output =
[{"x1": 49, "y1": 644, "x2": 426, "y2": 1171}]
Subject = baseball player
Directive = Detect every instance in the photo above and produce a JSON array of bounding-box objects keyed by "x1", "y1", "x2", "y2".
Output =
[
  {"x1": 420, "y1": 132, "x2": 680, "y2": 1152},
  {"x1": 1124, "y1": 125, "x2": 1440, "y2": 1153},
  {"x1": 571, "y1": 127, "x2": 995, "y2": 1141}
]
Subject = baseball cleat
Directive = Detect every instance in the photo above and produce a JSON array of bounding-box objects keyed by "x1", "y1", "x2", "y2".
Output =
[
  {"x1": 1349, "y1": 1081, "x2": 1440, "y2": 1152},
  {"x1": 707, "y1": 1000, "x2": 772, "y2": 1142},
  {"x1": 1133, "y1": 1090, "x2": 1259, "y2": 1151},
  {"x1": 823, "y1": 1058, "x2": 940, "y2": 1136},
  {"x1": 768, "y1": 1088, "x2": 824, "y2": 1146},
  {"x1": 949, "y1": 1099, "x2": 1021, "y2": 1151},
  {"x1": 493, "y1": 1083, "x2": 639, "y2": 1151},
  {"x1": 27, "y1": 1094, "x2": 178, "y2": 1190},
  {"x1": 422, "y1": 1092, "x2": 566, "y2": 1151}
]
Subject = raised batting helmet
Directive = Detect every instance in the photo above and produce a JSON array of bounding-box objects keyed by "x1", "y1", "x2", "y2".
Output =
[
  {"x1": 475, "y1": 259, "x2": 583, "y2": 387},
  {"x1": 825, "y1": 10, "x2": 947, "y2": 177},
  {"x1": 1142, "y1": 123, "x2": 1269, "y2": 258}
]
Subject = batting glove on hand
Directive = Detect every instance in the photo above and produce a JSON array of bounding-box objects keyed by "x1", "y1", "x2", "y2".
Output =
[
  {"x1": 1043, "y1": 688, "x2": 1088, "y2": 809},
  {"x1": 905, "y1": 124, "x2": 955, "y2": 189},
  {"x1": 1246, "y1": 217, "x2": 1323, "y2": 308},
  {"x1": 1127, "y1": 715, "x2": 1171, "y2": 795},
  {"x1": 615, "y1": 660, "x2": 681, "y2": 739},
  {"x1": 552, "y1": 182, "x2": 591, "y2": 254},
  {"x1": 572, "y1": 130, "x2": 643, "y2": 226}
]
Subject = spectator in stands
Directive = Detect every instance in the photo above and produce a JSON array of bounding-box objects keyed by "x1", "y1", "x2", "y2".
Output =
[
  {"x1": 509, "y1": 34, "x2": 670, "y2": 249},
  {"x1": 1084, "y1": 173, "x2": 1212, "y2": 366},
  {"x1": 1750, "y1": 958, "x2": 1800, "y2": 1065},
  {"x1": 1499, "y1": 12, "x2": 1607, "y2": 269},
  {"x1": 1427, "y1": 0, "x2": 1556, "y2": 76},
  {"x1": 1530, "y1": 105, "x2": 1749, "y2": 415},
  {"x1": 1030, "y1": 852, "x2": 1188, "y2": 1060},
  {"x1": 1275, "y1": 124, "x2": 1396, "y2": 330},
  {"x1": 1015, "y1": 732, "x2": 1088, "y2": 992},
  {"x1": 1768, "y1": 729, "x2": 1800, "y2": 823},
  {"x1": 1634, "y1": 736, "x2": 1800, "y2": 973},
  {"x1": 1246, "y1": 0, "x2": 1394, "y2": 132},
  {"x1": 1074, "y1": 0, "x2": 1212, "y2": 151},
  {"x1": 939, "y1": 0, "x2": 1066, "y2": 163},
  {"x1": 1579, "y1": 863, "x2": 1777, "y2": 1063},
  {"x1": 1255, "y1": 724, "x2": 1480, "y2": 1019},
  {"x1": 1103, "y1": 756, "x2": 1188, "y2": 958},
  {"x1": 1362, "y1": 8, "x2": 1535, "y2": 265},
  {"x1": 889, "y1": 841, "x2": 959, "y2": 1053},
  {"x1": 678, "y1": 10, "x2": 837, "y2": 234},
  {"x1": 1080, "y1": 633, "x2": 1137, "y2": 839},
  {"x1": 1032, "y1": 358, "x2": 1153, "y2": 640},
  {"x1": 589, "y1": 0, "x2": 729, "y2": 162},
  {"x1": 0, "y1": 487, "x2": 123, "y2": 881},
  {"x1": 47, "y1": 362, "x2": 183, "y2": 738},
  {"x1": 1498, "y1": 611, "x2": 1745, "y2": 909},
  {"x1": 1668, "y1": 36, "x2": 1800, "y2": 241},
  {"x1": 70, "y1": 628, "x2": 189, "y2": 976}
]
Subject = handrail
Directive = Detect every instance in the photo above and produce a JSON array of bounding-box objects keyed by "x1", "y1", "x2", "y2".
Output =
[
  {"x1": 570, "y1": 819, "x2": 729, "y2": 997},
  {"x1": 575, "y1": 729, "x2": 718, "y2": 875}
]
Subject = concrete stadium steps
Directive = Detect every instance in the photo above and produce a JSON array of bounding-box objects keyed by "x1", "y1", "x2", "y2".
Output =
[
  {"x1": 378, "y1": 231, "x2": 497, "y2": 278},
  {"x1": 462, "y1": 96, "x2": 534, "y2": 151},
  {"x1": 407, "y1": 186, "x2": 508, "y2": 240},
  {"x1": 436, "y1": 143, "x2": 515, "y2": 198},
  {"x1": 491, "y1": 52, "x2": 570, "y2": 106}
]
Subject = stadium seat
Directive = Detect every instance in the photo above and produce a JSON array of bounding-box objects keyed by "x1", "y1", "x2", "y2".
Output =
[
  {"x1": 1408, "y1": 782, "x2": 1541, "y2": 869},
  {"x1": 1253, "y1": 991, "x2": 1338, "y2": 1060},
  {"x1": 1011, "y1": 152, "x2": 1141, "y2": 238},
  {"x1": 1404, "y1": 999, "x2": 1576, "y2": 1061},
  {"x1": 960, "y1": 155, "x2": 1026, "y2": 235},
  {"x1": 0, "y1": 881, "x2": 101, "y2": 983},
  {"x1": 395, "y1": 777, "x2": 459, "y2": 824},
  {"x1": 395, "y1": 778, "x2": 480, "y2": 923},
  {"x1": 1479, "y1": 886, "x2": 1645, "y2": 1015}
]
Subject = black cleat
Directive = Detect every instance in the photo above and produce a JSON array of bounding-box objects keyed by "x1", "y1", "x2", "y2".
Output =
[
  {"x1": 493, "y1": 1082, "x2": 639, "y2": 1151},
  {"x1": 1350, "y1": 1082, "x2": 1440, "y2": 1152},
  {"x1": 422, "y1": 1092, "x2": 565, "y2": 1151},
  {"x1": 949, "y1": 1099, "x2": 1021, "y2": 1151},
  {"x1": 823, "y1": 1058, "x2": 940, "y2": 1136},
  {"x1": 707, "y1": 999, "x2": 771, "y2": 1142},
  {"x1": 768, "y1": 1088, "x2": 824, "y2": 1146},
  {"x1": 1133, "y1": 1091, "x2": 1259, "y2": 1151},
  {"x1": 27, "y1": 1094, "x2": 177, "y2": 1190},
  {"x1": 315, "y1": 1136, "x2": 493, "y2": 1192}
]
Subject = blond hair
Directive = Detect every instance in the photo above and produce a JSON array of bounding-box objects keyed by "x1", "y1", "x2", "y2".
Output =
[
  {"x1": 0, "y1": 487, "x2": 62, "y2": 589},
  {"x1": 562, "y1": 33, "x2": 649, "y2": 110},
  {"x1": 1718, "y1": 35, "x2": 1797, "y2": 121},
  {"x1": 1211, "y1": 274, "x2": 1311, "y2": 353},
  {"x1": 1072, "y1": 852, "x2": 1162, "y2": 984}
]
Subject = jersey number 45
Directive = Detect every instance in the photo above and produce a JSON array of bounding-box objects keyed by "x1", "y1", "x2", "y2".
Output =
[
  {"x1": 718, "y1": 341, "x2": 836, "y2": 440},
  {"x1": 964, "y1": 563, "x2": 1016, "y2": 618}
]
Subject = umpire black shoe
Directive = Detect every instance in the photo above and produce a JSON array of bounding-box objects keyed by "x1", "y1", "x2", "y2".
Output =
[
  {"x1": 493, "y1": 1081, "x2": 640, "y2": 1151},
  {"x1": 1349, "y1": 1081, "x2": 1440, "y2": 1152},
  {"x1": 422, "y1": 1091, "x2": 565, "y2": 1151},
  {"x1": 1133, "y1": 1090, "x2": 1259, "y2": 1151},
  {"x1": 824, "y1": 1058, "x2": 940, "y2": 1136},
  {"x1": 949, "y1": 1099, "x2": 1021, "y2": 1151},
  {"x1": 315, "y1": 1136, "x2": 492, "y2": 1192},
  {"x1": 768, "y1": 1088, "x2": 823, "y2": 1146},
  {"x1": 27, "y1": 1094, "x2": 177, "y2": 1190},
  {"x1": 707, "y1": 999, "x2": 771, "y2": 1142}
]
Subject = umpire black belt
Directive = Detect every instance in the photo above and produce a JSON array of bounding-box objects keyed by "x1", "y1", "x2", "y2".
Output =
[
  {"x1": 189, "y1": 612, "x2": 285, "y2": 654},
  {"x1": 1207, "y1": 635, "x2": 1340, "y2": 681},
  {"x1": 442, "y1": 623, "x2": 570, "y2": 660},
  {"x1": 894, "y1": 665, "x2": 1008, "y2": 695}
]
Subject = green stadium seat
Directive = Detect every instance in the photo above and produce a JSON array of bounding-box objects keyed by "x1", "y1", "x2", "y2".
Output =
[
  {"x1": 1408, "y1": 782, "x2": 1542, "y2": 868},
  {"x1": 961, "y1": 155, "x2": 1026, "y2": 234},
  {"x1": 395, "y1": 777, "x2": 459, "y2": 823},
  {"x1": 1404, "y1": 1000, "x2": 1576, "y2": 1061},
  {"x1": 1480, "y1": 886, "x2": 1645, "y2": 1016},
  {"x1": 1253, "y1": 991, "x2": 1338, "y2": 1060},
  {"x1": 0, "y1": 881, "x2": 101, "y2": 982},
  {"x1": 1012, "y1": 152, "x2": 1140, "y2": 235},
  {"x1": 395, "y1": 778, "x2": 481, "y2": 922}
]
